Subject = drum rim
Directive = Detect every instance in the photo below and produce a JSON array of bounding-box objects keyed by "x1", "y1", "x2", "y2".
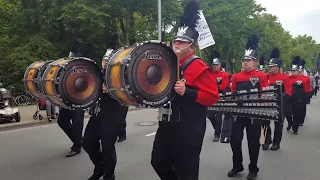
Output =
[
  {"x1": 36, "y1": 60, "x2": 54, "y2": 97},
  {"x1": 41, "y1": 59, "x2": 67, "y2": 108},
  {"x1": 58, "y1": 58, "x2": 103, "y2": 109}
]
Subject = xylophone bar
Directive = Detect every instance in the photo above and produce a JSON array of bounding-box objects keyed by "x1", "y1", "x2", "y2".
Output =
[{"x1": 208, "y1": 106, "x2": 279, "y2": 121}]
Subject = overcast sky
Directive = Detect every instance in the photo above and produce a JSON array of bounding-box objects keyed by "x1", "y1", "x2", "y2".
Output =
[{"x1": 255, "y1": 0, "x2": 320, "y2": 43}]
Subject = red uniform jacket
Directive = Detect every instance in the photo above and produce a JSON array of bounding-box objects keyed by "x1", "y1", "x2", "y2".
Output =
[
  {"x1": 231, "y1": 69, "x2": 269, "y2": 91},
  {"x1": 268, "y1": 72, "x2": 292, "y2": 96},
  {"x1": 180, "y1": 53, "x2": 220, "y2": 106},
  {"x1": 211, "y1": 70, "x2": 231, "y2": 93},
  {"x1": 290, "y1": 75, "x2": 310, "y2": 99}
]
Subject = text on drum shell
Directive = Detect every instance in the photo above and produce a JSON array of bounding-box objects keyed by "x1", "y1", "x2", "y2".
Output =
[{"x1": 143, "y1": 96, "x2": 168, "y2": 106}]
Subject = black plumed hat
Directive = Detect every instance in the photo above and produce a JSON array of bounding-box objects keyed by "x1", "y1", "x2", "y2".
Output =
[{"x1": 242, "y1": 35, "x2": 260, "y2": 60}]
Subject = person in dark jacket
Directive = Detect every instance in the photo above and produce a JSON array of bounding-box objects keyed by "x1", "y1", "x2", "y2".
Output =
[{"x1": 82, "y1": 34, "x2": 129, "y2": 180}]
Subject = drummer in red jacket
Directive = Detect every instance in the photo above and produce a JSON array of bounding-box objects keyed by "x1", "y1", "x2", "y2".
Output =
[{"x1": 151, "y1": 1, "x2": 220, "y2": 179}]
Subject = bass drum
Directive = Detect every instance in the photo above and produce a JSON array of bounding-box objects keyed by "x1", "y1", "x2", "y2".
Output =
[
  {"x1": 105, "y1": 40, "x2": 177, "y2": 108},
  {"x1": 24, "y1": 61, "x2": 52, "y2": 99},
  {"x1": 41, "y1": 57, "x2": 103, "y2": 110}
]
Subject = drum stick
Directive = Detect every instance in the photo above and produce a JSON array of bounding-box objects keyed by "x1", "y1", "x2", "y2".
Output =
[{"x1": 177, "y1": 53, "x2": 181, "y2": 81}]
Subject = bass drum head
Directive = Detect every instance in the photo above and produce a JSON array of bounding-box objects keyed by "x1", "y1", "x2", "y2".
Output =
[
  {"x1": 36, "y1": 60, "x2": 53, "y2": 97},
  {"x1": 127, "y1": 41, "x2": 177, "y2": 107},
  {"x1": 58, "y1": 58, "x2": 103, "y2": 109}
]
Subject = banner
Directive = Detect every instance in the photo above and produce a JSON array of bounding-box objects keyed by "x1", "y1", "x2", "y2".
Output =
[{"x1": 196, "y1": 10, "x2": 215, "y2": 50}]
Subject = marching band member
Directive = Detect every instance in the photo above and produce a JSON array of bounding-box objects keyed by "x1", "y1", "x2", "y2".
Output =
[
  {"x1": 151, "y1": 1, "x2": 220, "y2": 179},
  {"x1": 228, "y1": 35, "x2": 268, "y2": 180},
  {"x1": 82, "y1": 34, "x2": 128, "y2": 180},
  {"x1": 297, "y1": 59, "x2": 311, "y2": 125},
  {"x1": 287, "y1": 57, "x2": 310, "y2": 135},
  {"x1": 207, "y1": 51, "x2": 232, "y2": 143},
  {"x1": 57, "y1": 38, "x2": 85, "y2": 158},
  {"x1": 220, "y1": 62, "x2": 234, "y2": 143},
  {"x1": 262, "y1": 48, "x2": 292, "y2": 151}
]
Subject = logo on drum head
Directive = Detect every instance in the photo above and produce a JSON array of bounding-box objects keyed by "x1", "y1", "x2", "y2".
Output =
[
  {"x1": 181, "y1": 78, "x2": 187, "y2": 83},
  {"x1": 70, "y1": 67, "x2": 88, "y2": 74},
  {"x1": 146, "y1": 51, "x2": 162, "y2": 60}
]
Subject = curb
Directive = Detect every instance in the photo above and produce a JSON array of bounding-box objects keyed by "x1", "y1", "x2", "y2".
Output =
[{"x1": 0, "y1": 107, "x2": 144, "y2": 132}]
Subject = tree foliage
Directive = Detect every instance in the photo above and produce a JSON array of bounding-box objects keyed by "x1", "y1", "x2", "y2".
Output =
[{"x1": 0, "y1": 0, "x2": 319, "y2": 92}]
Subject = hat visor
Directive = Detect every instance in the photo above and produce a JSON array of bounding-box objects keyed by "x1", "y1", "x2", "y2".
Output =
[
  {"x1": 173, "y1": 37, "x2": 192, "y2": 43},
  {"x1": 242, "y1": 56, "x2": 256, "y2": 61},
  {"x1": 268, "y1": 64, "x2": 277, "y2": 67},
  {"x1": 212, "y1": 62, "x2": 220, "y2": 65}
]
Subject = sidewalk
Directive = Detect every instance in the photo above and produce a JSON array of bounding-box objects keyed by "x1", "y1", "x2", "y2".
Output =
[{"x1": 0, "y1": 105, "x2": 139, "y2": 131}]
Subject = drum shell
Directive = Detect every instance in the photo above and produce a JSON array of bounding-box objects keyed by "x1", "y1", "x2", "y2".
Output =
[
  {"x1": 36, "y1": 61, "x2": 53, "y2": 97},
  {"x1": 24, "y1": 61, "x2": 46, "y2": 99},
  {"x1": 105, "y1": 47, "x2": 137, "y2": 106},
  {"x1": 42, "y1": 58, "x2": 103, "y2": 109}
]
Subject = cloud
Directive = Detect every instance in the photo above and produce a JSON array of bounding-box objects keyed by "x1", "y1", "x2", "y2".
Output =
[{"x1": 256, "y1": 0, "x2": 320, "y2": 43}]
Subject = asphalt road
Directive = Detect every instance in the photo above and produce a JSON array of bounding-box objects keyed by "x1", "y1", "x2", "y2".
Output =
[{"x1": 0, "y1": 96, "x2": 320, "y2": 180}]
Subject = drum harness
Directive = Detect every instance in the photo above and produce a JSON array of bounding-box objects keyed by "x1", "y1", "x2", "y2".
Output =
[{"x1": 157, "y1": 55, "x2": 200, "y2": 123}]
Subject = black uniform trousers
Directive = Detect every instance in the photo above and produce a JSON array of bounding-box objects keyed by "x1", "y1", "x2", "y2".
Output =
[
  {"x1": 291, "y1": 98, "x2": 306, "y2": 132},
  {"x1": 230, "y1": 117, "x2": 261, "y2": 173},
  {"x1": 207, "y1": 111, "x2": 222, "y2": 136},
  {"x1": 151, "y1": 119, "x2": 206, "y2": 180},
  {"x1": 263, "y1": 100, "x2": 290, "y2": 145},
  {"x1": 207, "y1": 112, "x2": 233, "y2": 139},
  {"x1": 83, "y1": 94, "x2": 124, "y2": 178},
  {"x1": 57, "y1": 108, "x2": 85, "y2": 151},
  {"x1": 118, "y1": 106, "x2": 129, "y2": 138}
]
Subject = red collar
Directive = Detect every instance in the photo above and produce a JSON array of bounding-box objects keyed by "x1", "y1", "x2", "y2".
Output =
[
  {"x1": 243, "y1": 69, "x2": 255, "y2": 74},
  {"x1": 179, "y1": 52, "x2": 195, "y2": 65}
]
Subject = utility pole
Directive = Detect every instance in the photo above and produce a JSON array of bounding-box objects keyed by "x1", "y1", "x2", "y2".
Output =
[{"x1": 158, "y1": 0, "x2": 161, "y2": 41}]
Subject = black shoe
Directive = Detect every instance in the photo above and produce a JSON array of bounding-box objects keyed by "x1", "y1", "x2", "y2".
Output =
[
  {"x1": 118, "y1": 137, "x2": 126, "y2": 142},
  {"x1": 227, "y1": 168, "x2": 244, "y2": 177},
  {"x1": 286, "y1": 125, "x2": 291, "y2": 131},
  {"x1": 103, "y1": 174, "x2": 115, "y2": 180},
  {"x1": 220, "y1": 137, "x2": 230, "y2": 143},
  {"x1": 293, "y1": 131, "x2": 298, "y2": 135},
  {"x1": 213, "y1": 135, "x2": 220, "y2": 142},
  {"x1": 262, "y1": 144, "x2": 269, "y2": 151},
  {"x1": 247, "y1": 172, "x2": 258, "y2": 180},
  {"x1": 65, "y1": 149, "x2": 81, "y2": 157},
  {"x1": 88, "y1": 169, "x2": 104, "y2": 180},
  {"x1": 270, "y1": 144, "x2": 280, "y2": 151}
]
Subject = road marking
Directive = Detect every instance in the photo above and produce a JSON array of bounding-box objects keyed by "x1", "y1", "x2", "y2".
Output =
[{"x1": 145, "y1": 132, "x2": 156, "y2": 136}]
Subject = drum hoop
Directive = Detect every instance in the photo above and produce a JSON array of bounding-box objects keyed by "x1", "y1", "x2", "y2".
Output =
[
  {"x1": 58, "y1": 59, "x2": 103, "y2": 109},
  {"x1": 36, "y1": 60, "x2": 54, "y2": 96}
]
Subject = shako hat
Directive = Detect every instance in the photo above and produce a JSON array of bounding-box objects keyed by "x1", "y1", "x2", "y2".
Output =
[
  {"x1": 242, "y1": 35, "x2": 260, "y2": 60},
  {"x1": 172, "y1": 0, "x2": 200, "y2": 44},
  {"x1": 268, "y1": 48, "x2": 282, "y2": 67},
  {"x1": 291, "y1": 56, "x2": 300, "y2": 71},
  {"x1": 212, "y1": 50, "x2": 221, "y2": 65}
]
